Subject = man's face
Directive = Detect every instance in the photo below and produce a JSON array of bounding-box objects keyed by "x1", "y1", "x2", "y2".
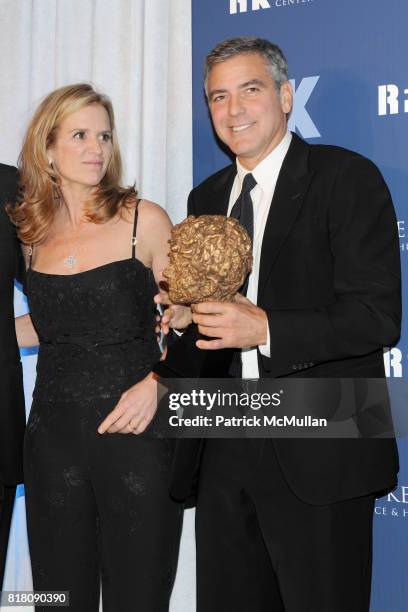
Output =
[{"x1": 207, "y1": 53, "x2": 292, "y2": 170}]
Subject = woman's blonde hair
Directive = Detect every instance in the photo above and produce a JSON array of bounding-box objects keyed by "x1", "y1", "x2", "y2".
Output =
[{"x1": 8, "y1": 83, "x2": 135, "y2": 244}]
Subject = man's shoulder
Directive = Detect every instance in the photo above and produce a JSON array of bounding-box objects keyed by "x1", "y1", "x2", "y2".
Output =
[
  {"x1": 0, "y1": 163, "x2": 18, "y2": 181},
  {"x1": 191, "y1": 164, "x2": 235, "y2": 196},
  {"x1": 306, "y1": 140, "x2": 379, "y2": 175},
  {"x1": 310, "y1": 141, "x2": 362, "y2": 160},
  {"x1": 0, "y1": 164, "x2": 18, "y2": 201}
]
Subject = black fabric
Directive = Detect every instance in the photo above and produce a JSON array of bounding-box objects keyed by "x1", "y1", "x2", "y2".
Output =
[
  {"x1": 25, "y1": 399, "x2": 182, "y2": 612},
  {"x1": 26, "y1": 259, "x2": 160, "y2": 402},
  {"x1": 0, "y1": 164, "x2": 25, "y2": 486},
  {"x1": 229, "y1": 173, "x2": 257, "y2": 377},
  {"x1": 229, "y1": 172, "x2": 256, "y2": 244},
  {"x1": 229, "y1": 172, "x2": 256, "y2": 300},
  {"x1": 196, "y1": 439, "x2": 374, "y2": 612},
  {"x1": 0, "y1": 484, "x2": 16, "y2": 589},
  {"x1": 24, "y1": 211, "x2": 182, "y2": 611}
]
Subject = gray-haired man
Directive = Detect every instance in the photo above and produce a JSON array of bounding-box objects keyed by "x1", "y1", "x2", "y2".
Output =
[{"x1": 156, "y1": 37, "x2": 400, "y2": 611}]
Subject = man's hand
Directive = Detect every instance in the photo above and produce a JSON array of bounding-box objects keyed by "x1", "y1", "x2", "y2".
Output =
[
  {"x1": 192, "y1": 294, "x2": 268, "y2": 350},
  {"x1": 97, "y1": 372, "x2": 158, "y2": 435}
]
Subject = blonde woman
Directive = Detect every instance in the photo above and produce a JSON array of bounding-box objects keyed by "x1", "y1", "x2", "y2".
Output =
[{"x1": 10, "y1": 84, "x2": 188, "y2": 611}]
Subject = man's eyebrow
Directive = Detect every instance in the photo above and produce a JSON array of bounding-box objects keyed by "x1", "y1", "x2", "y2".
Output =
[
  {"x1": 208, "y1": 79, "x2": 267, "y2": 99},
  {"x1": 239, "y1": 79, "x2": 266, "y2": 89},
  {"x1": 208, "y1": 88, "x2": 228, "y2": 99}
]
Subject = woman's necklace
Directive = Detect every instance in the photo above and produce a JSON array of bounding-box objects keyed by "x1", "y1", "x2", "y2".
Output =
[
  {"x1": 63, "y1": 222, "x2": 83, "y2": 269},
  {"x1": 64, "y1": 253, "x2": 77, "y2": 268}
]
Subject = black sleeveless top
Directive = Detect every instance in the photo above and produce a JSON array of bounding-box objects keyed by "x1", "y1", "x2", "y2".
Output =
[{"x1": 26, "y1": 204, "x2": 161, "y2": 403}]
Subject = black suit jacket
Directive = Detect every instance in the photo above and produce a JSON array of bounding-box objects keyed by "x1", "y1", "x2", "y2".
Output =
[
  {"x1": 155, "y1": 133, "x2": 401, "y2": 505},
  {"x1": 0, "y1": 164, "x2": 25, "y2": 486}
]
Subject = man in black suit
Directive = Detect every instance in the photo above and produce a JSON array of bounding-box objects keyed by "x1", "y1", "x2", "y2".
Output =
[
  {"x1": 156, "y1": 37, "x2": 401, "y2": 611},
  {"x1": 0, "y1": 164, "x2": 25, "y2": 587}
]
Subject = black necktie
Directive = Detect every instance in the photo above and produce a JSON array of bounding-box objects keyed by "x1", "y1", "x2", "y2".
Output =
[
  {"x1": 230, "y1": 172, "x2": 256, "y2": 296},
  {"x1": 228, "y1": 173, "x2": 256, "y2": 378},
  {"x1": 230, "y1": 172, "x2": 257, "y2": 245}
]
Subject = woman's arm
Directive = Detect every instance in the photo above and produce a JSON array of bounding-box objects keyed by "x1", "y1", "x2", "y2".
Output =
[
  {"x1": 140, "y1": 200, "x2": 192, "y2": 331},
  {"x1": 98, "y1": 201, "x2": 192, "y2": 437},
  {"x1": 16, "y1": 314, "x2": 39, "y2": 348}
]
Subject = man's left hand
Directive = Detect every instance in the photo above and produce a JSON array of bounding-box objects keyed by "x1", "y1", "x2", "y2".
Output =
[{"x1": 192, "y1": 294, "x2": 268, "y2": 350}]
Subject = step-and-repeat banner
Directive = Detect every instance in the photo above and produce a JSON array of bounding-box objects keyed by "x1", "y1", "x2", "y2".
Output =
[{"x1": 191, "y1": 1, "x2": 407, "y2": 610}]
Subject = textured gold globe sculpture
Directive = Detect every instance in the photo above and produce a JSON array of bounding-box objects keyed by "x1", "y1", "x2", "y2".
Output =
[{"x1": 163, "y1": 215, "x2": 253, "y2": 304}]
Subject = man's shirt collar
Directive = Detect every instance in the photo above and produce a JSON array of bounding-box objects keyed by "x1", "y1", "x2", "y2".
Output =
[{"x1": 236, "y1": 130, "x2": 292, "y2": 193}]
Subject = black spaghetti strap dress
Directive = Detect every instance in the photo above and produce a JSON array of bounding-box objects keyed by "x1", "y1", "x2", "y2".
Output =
[{"x1": 24, "y1": 205, "x2": 182, "y2": 612}]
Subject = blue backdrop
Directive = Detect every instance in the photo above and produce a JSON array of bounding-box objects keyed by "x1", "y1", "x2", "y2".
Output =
[{"x1": 191, "y1": 1, "x2": 407, "y2": 609}]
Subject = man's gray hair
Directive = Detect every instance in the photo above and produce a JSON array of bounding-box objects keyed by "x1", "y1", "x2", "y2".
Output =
[{"x1": 204, "y1": 36, "x2": 288, "y2": 96}]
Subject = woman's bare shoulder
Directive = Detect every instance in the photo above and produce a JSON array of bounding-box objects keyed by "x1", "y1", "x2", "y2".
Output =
[{"x1": 137, "y1": 199, "x2": 172, "y2": 231}]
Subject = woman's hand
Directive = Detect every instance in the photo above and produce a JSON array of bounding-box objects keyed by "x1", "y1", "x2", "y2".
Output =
[
  {"x1": 154, "y1": 289, "x2": 192, "y2": 335},
  {"x1": 97, "y1": 372, "x2": 158, "y2": 435}
]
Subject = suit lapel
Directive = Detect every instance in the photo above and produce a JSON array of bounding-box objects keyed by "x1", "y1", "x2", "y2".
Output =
[
  {"x1": 208, "y1": 165, "x2": 236, "y2": 216},
  {"x1": 258, "y1": 134, "x2": 315, "y2": 299}
]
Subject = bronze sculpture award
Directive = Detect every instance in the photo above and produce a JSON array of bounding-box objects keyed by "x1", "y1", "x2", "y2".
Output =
[{"x1": 163, "y1": 215, "x2": 252, "y2": 304}]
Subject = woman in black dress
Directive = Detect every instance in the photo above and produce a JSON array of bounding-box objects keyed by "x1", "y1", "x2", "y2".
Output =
[{"x1": 11, "y1": 83, "x2": 189, "y2": 611}]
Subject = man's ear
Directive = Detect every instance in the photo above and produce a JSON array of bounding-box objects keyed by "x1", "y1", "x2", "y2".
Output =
[{"x1": 280, "y1": 81, "x2": 293, "y2": 115}]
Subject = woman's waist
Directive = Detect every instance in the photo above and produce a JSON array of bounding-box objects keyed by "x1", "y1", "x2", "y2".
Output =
[
  {"x1": 36, "y1": 337, "x2": 160, "y2": 368},
  {"x1": 34, "y1": 347, "x2": 159, "y2": 402},
  {"x1": 36, "y1": 325, "x2": 154, "y2": 349}
]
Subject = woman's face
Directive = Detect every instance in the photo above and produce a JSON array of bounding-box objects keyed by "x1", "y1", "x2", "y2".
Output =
[{"x1": 48, "y1": 104, "x2": 113, "y2": 192}]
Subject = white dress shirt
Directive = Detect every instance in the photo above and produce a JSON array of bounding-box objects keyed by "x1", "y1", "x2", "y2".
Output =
[{"x1": 227, "y1": 130, "x2": 292, "y2": 379}]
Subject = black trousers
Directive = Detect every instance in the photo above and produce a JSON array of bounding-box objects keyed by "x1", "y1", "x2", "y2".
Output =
[
  {"x1": 0, "y1": 483, "x2": 16, "y2": 589},
  {"x1": 24, "y1": 398, "x2": 182, "y2": 612},
  {"x1": 196, "y1": 439, "x2": 374, "y2": 612}
]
